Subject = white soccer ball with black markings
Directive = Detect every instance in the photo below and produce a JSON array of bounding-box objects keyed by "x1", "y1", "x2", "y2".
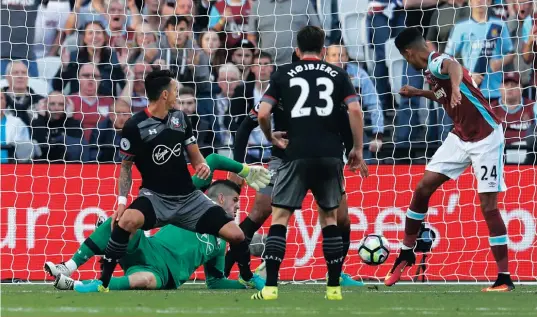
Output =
[{"x1": 357, "y1": 234, "x2": 390, "y2": 266}]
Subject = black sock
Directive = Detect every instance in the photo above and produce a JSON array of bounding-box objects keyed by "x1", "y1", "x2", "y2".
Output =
[
  {"x1": 100, "y1": 226, "x2": 130, "y2": 288},
  {"x1": 229, "y1": 239, "x2": 253, "y2": 281},
  {"x1": 340, "y1": 226, "x2": 351, "y2": 263},
  {"x1": 322, "y1": 225, "x2": 343, "y2": 287},
  {"x1": 224, "y1": 217, "x2": 263, "y2": 277},
  {"x1": 263, "y1": 224, "x2": 287, "y2": 287}
]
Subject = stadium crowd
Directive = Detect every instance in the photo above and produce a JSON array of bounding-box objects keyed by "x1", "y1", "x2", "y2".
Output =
[{"x1": 0, "y1": 0, "x2": 535, "y2": 163}]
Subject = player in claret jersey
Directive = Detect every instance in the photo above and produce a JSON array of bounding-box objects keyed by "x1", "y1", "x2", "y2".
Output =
[
  {"x1": 384, "y1": 28, "x2": 514, "y2": 292},
  {"x1": 251, "y1": 26, "x2": 369, "y2": 301},
  {"x1": 84, "y1": 70, "x2": 266, "y2": 293}
]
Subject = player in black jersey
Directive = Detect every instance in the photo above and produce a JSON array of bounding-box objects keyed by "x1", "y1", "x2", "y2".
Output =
[
  {"x1": 86, "y1": 70, "x2": 265, "y2": 293},
  {"x1": 251, "y1": 26, "x2": 369, "y2": 301}
]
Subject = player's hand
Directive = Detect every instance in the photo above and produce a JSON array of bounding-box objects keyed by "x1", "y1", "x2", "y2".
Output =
[
  {"x1": 489, "y1": 59, "x2": 503, "y2": 73},
  {"x1": 244, "y1": 165, "x2": 271, "y2": 191},
  {"x1": 271, "y1": 131, "x2": 288, "y2": 149},
  {"x1": 112, "y1": 203, "x2": 127, "y2": 225},
  {"x1": 347, "y1": 148, "x2": 369, "y2": 178},
  {"x1": 471, "y1": 73, "x2": 484, "y2": 86},
  {"x1": 399, "y1": 85, "x2": 419, "y2": 98},
  {"x1": 450, "y1": 87, "x2": 462, "y2": 108},
  {"x1": 195, "y1": 163, "x2": 211, "y2": 180}
]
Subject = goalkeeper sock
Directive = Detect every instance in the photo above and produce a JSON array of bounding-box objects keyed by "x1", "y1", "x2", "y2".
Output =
[
  {"x1": 340, "y1": 226, "x2": 351, "y2": 262},
  {"x1": 263, "y1": 224, "x2": 287, "y2": 287},
  {"x1": 483, "y1": 209, "x2": 509, "y2": 273},
  {"x1": 71, "y1": 240, "x2": 100, "y2": 267},
  {"x1": 108, "y1": 276, "x2": 131, "y2": 290},
  {"x1": 100, "y1": 226, "x2": 130, "y2": 288},
  {"x1": 224, "y1": 217, "x2": 263, "y2": 277},
  {"x1": 402, "y1": 197, "x2": 429, "y2": 248},
  {"x1": 230, "y1": 239, "x2": 253, "y2": 281},
  {"x1": 322, "y1": 225, "x2": 344, "y2": 287}
]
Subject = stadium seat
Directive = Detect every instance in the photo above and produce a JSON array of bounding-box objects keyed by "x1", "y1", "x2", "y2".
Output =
[
  {"x1": 36, "y1": 56, "x2": 61, "y2": 82},
  {"x1": 338, "y1": 0, "x2": 369, "y2": 64},
  {"x1": 385, "y1": 37, "x2": 405, "y2": 105},
  {"x1": 0, "y1": 78, "x2": 49, "y2": 96}
]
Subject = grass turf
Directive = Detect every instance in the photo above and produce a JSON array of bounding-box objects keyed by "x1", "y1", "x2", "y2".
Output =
[{"x1": 2, "y1": 284, "x2": 537, "y2": 317}]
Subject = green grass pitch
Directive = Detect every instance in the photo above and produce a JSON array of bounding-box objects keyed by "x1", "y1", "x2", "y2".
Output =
[{"x1": 2, "y1": 284, "x2": 536, "y2": 317}]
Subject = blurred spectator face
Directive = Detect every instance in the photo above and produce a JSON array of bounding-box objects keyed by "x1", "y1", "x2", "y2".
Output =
[
  {"x1": 133, "y1": 64, "x2": 151, "y2": 95},
  {"x1": 145, "y1": 0, "x2": 164, "y2": 13},
  {"x1": 84, "y1": 22, "x2": 106, "y2": 48},
  {"x1": 6, "y1": 61, "x2": 29, "y2": 93},
  {"x1": 501, "y1": 81, "x2": 522, "y2": 105},
  {"x1": 251, "y1": 56, "x2": 273, "y2": 81},
  {"x1": 175, "y1": 0, "x2": 194, "y2": 15},
  {"x1": 111, "y1": 100, "x2": 132, "y2": 130},
  {"x1": 325, "y1": 45, "x2": 349, "y2": 69},
  {"x1": 514, "y1": 0, "x2": 533, "y2": 19},
  {"x1": 135, "y1": 25, "x2": 158, "y2": 48},
  {"x1": 200, "y1": 31, "x2": 221, "y2": 56},
  {"x1": 47, "y1": 93, "x2": 66, "y2": 121},
  {"x1": 166, "y1": 20, "x2": 190, "y2": 49},
  {"x1": 177, "y1": 92, "x2": 196, "y2": 114},
  {"x1": 469, "y1": 0, "x2": 488, "y2": 9},
  {"x1": 0, "y1": 92, "x2": 6, "y2": 115},
  {"x1": 107, "y1": 0, "x2": 127, "y2": 32},
  {"x1": 78, "y1": 64, "x2": 102, "y2": 97},
  {"x1": 232, "y1": 48, "x2": 254, "y2": 71},
  {"x1": 218, "y1": 64, "x2": 241, "y2": 98}
]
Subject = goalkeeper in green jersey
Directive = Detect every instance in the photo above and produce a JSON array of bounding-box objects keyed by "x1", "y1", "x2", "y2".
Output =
[{"x1": 44, "y1": 154, "x2": 270, "y2": 292}]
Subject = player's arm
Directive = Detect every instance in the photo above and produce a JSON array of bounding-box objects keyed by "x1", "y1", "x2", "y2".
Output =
[
  {"x1": 204, "y1": 247, "x2": 246, "y2": 289},
  {"x1": 115, "y1": 120, "x2": 141, "y2": 220},
  {"x1": 438, "y1": 56, "x2": 462, "y2": 107},
  {"x1": 233, "y1": 109, "x2": 260, "y2": 164},
  {"x1": 183, "y1": 114, "x2": 211, "y2": 180}
]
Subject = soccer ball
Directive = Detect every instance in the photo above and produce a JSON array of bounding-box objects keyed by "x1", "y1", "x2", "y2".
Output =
[{"x1": 357, "y1": 234, "x2": 390, "y2": 266}]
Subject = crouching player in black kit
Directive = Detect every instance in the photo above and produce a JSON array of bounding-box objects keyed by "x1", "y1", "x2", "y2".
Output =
[
  {"x1": 85, "y1": 70, "x2": 265, "y2": 293},
  {"x1": 251, "y1": 26, "x2": 369, "y2": 301}
]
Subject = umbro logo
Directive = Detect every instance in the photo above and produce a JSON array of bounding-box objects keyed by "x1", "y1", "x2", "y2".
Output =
[{"x1": 152, "y1": 143, "x2": 182, "y2": 165}]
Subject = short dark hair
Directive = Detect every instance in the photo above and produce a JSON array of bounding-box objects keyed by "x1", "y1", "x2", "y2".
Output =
[
  {"x1": 297, "y1": 26, "x2": 325, "y2": 54},
  {"x1": 165, "y1": 15, "x2": 191, "y2": 29},
  {"x1": 144, "y1": 69, "x2": 173, "y2": 101},
  {"x1": 255, "y1": 51, "x2": 273, "y2": 63},
  {"x1": 206, "y1": 180, "x2": 242, "y2": 198},
  {"x1": 179, "y1": 86, "x2": 195, "y2": 96},
  {"x1": 394, "y1": 27, "x2": 425, "y2": 52}
]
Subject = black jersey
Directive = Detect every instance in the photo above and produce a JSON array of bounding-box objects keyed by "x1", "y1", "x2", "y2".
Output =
[
  {"x1": 120, "y1": 108, "x2": 197, "y2": 196},
  {"x1": 260, "y1": 58, "x2": 358, "y2": 160}
]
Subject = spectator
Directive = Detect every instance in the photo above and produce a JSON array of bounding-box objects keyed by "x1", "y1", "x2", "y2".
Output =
[
  {"x1": 53, "y1": 21, "x2": 126, "y2": 97},
  {"x1": 214, "y1": 63, "x2": 242, "y2": 148},
  {"x1": 194, "y1": 0, "x2": 213, "y2": 34},
  {"x1": 143, "y1": 16, "x2": 211, "y2": 94},
  {"x1": 33, "y1": 0, "x2": 71, "y2": 58},
  {"x1": 105, "y1": 0, "x2": 142, "y2": 62},
  {"x1": 521, "y1": 6, "x2": 537, "y2": 98},
  {"x1": 2, "y1": 61, "x2": 45, "y2": 127},
  {"x1": 89, "y1": 99, "x2": 132, "y2": 162},
  {"x1": 200, "y1": 30, "x2": 226, "y2": 82},
  {"x1": 127, "y1": 24, "x2": 159, "y2": 64},
  {"x1": 68, "y1": 64, "x2": 115, "y2": 141},
  {"x1": 446, "y1": 0, "x2": 515, "y2": 101},
  {"x1": 325, "y1": 44, "x2": 384, "y2": 157},
  {"x1": 491, "y1": 72, "x2": 536, "y2": 145},
  {"x1": 426, "y1": 0, "x2": 471, "y2": 53},
  {"x1": 209, "y1": 0, "x2": 251, "y2": 49},
  {"x1": 175, "y1": 86, "x2": 214, "y2": 156},
  {"x1": 120, "y1": 63, "x2": 151, "y2": 112},
  {"x1": 505, "y1": 0, "x2": 533, "y2": 94},
  {"x1": 0, "y1": 0, "x2": 40, "y2": 77},
  {"x1": 229, "y1": 39, "x2": 256, "y2": 91},
  {"x1": 141, "y1": 0, "x2": 175, "y2": 31},
  {"x1": 31, "y1": 91, "x2": 87, "y2": 162},
  {"x1": 247, "y1": 0, "x2": 321, "y2": 65},
  {"x1": 250, "y1": 51, "x2": 273, "y2": 106},
  {"x1": 0, "y1": 92, "x2": 34, "y2": 162}
]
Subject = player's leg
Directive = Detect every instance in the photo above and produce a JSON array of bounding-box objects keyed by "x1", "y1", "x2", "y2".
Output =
[
  {"x1": 469, "y1": 127, "x2": 513, "y2": 292},
  {"x1": 310, "y1": 158, "x2": 346, "y2": 300},
  {"x1": 336, "y1": 194, "x2": 364, "y2": 286},
  {"x1": 252, "y1": 160, "x2": 308, "y2": 300},
  {"x1": 99, "y1": 195, "x2": 157, "y2": 291},
  {"x1": 385, "y1": 133, "x2": 470, "y2": 286},
  {"x1": 45, "y1": 217, "x2": 110, "y2": 278},
  {"x1": 74, "y1": 267, "x2": 165, "y2": 292}
]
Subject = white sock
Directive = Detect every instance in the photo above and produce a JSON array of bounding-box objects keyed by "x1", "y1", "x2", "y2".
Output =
[
  {"x1": 74, "y1": 281, "x2": 83, "y2": 287},
  {"x1": 401, "y1": 244, "x2": 413, "y2": 250},
  {"x1": 64, "y1": 259, "x2": 78, "y2": 272},
  {"x1": 499, "y1": 272, "x2": 510, "y2": 275}
]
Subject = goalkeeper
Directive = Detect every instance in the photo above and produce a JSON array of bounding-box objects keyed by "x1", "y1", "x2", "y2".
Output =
[{"x1": 44, "y1": 154, "x2": 269, "y2": 291}]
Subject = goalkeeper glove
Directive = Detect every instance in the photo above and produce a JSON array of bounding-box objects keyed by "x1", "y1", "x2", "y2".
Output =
[{"x1": 238, "y1": 164, "x2": 271, "y2": 191}]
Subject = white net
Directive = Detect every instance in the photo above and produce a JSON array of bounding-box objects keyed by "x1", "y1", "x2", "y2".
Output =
[{"x1": 0, "y1": 0, "x2": 536, "y2": 284}]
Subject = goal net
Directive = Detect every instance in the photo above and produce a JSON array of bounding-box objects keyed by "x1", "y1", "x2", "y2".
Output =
[{"x1": 1, "y1": 0, "x2": 536, "y2": 284}]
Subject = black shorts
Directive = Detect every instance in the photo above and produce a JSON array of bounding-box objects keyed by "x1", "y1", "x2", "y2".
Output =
[{"x1": 271, "y1": 157, "x2": 344, "y2": 211}]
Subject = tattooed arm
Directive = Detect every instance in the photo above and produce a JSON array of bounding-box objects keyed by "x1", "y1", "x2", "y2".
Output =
[{"x1": 118, "y1": 160, "x2": 133, "y2": 198}]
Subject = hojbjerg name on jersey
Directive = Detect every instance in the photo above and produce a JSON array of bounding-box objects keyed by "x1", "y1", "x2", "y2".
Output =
[{"x1": 287, "y1": 63, "x2": 339, "y2": 78}]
